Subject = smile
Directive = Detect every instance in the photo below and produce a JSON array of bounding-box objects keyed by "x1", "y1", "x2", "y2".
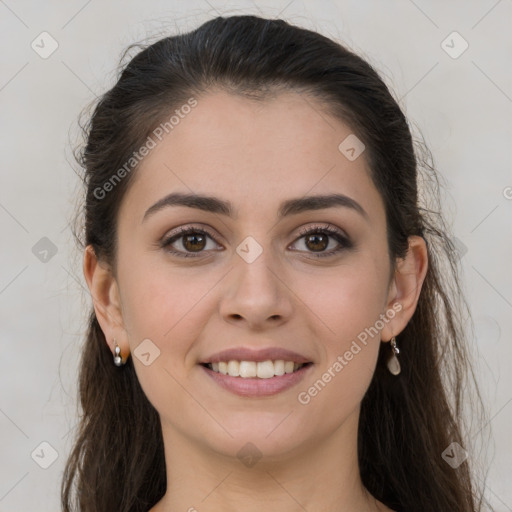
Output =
[
  {"x1": 201, "y1": 360, "x2": 311, "y2": 378},
  {"x1": 200, "y1": 360, "x2": 314, "y2": 397}
]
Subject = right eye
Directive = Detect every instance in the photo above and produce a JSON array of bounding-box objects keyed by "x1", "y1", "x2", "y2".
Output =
[{"x1": 161, "y1": 226, "x2": 223, "y2": 258}]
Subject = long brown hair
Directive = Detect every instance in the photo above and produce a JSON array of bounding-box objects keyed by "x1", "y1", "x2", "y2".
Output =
[{"x1": 62, "y1": 15, "x2": 493, "y2": 511}]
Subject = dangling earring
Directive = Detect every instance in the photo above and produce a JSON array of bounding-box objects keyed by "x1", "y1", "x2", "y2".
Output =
[
  {"x1": 113, "y1": 339, "x2": 125, "y2": 367},
  {"x1": 386, "y1": 336, "x2": 401, "y2": 375}
]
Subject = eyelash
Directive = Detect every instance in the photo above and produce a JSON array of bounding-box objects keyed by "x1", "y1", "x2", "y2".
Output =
[{"x1": 160, "y1": 224, "x2": 352, "y2": 259}]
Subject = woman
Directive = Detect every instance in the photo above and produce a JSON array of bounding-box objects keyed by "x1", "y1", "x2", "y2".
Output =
[{"x1": 61, "y1": 14, "x2": 491, "y2": 512}]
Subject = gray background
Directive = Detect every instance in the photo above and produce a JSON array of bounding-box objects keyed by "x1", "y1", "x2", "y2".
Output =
[{"x1": 0, "y1": 0, "x2": 511, "y2": 510}]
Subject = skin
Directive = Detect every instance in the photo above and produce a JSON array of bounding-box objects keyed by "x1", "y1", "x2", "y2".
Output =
[{"x1": 84, "y1": 90, "x2": 428, "y2": 512}]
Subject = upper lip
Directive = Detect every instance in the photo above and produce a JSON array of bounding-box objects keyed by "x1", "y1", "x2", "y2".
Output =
[{"x1": 200, "y1": 347, "x2": 312, "y2": 364}]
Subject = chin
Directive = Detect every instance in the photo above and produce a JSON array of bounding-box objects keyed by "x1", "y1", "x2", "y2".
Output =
[{"x1": 200, "y1": 419, "x2": 313, "y2": 461}]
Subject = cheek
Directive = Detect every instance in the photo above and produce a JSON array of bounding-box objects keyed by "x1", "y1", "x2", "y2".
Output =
[
  {"x1": 117, "y1": 253, "x2": 225, "y2": 365},
  {"x1": 297, "y1": 253, "x2": 388, "y2": 346},
  {"x1": 112, "y1": 236, "x2": 220, "y2": 427},
  {"x1": 116, "y1": 257, "x2": 222, "y2": 416},
  {"x1": 292, "y1": 255, "x2": 388, "y2": 409}
]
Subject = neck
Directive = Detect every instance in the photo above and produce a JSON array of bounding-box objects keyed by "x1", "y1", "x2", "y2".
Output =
[{"x1": 150, "y1": 408, "x2": 389, "y2": 512}]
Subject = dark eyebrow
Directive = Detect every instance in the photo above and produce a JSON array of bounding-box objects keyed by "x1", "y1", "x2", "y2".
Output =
[{"x1": 142, "y1": 192, "x2": 369, "y2": 222}]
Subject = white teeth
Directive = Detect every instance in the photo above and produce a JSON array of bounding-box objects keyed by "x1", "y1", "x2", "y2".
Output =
[
  {"x1": 256, "y1": 360, "x2": 275, "y2": 379},
  {"x1": 273, "y1": 360, "x2": 285, "y2": 376},
  {"x1": 227, "y1": 360, "x2": 240, "y2": 377},
  {"x1": 206, "y1": 359, "x2": 307, "y2": 378},
  {"x1": 218, "y1": 362, "x2": 228, "y2": 375},
  {"x1": 239, "y1": 361, "x2": 257, "y2": 378}
]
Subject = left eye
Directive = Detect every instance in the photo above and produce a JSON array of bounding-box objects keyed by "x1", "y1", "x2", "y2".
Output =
[{"x1": 290, "y1": 225, "x2": 351, "y2": 257}]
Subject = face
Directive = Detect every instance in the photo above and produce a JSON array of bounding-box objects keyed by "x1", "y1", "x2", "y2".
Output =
[{"x1": 110, "y1": 90, "x2": 400, "y2": 460}]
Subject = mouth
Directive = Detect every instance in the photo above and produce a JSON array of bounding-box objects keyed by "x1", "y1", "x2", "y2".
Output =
[
  {"x1": 198, "y1": 346, "x2": 314, "y2": 397},
  {"x1": 200, "y1": 360, "x2": 313, "y2": 378},
  {"x1": 199, "y1": 359, "x2": 314, "y2": 398}
]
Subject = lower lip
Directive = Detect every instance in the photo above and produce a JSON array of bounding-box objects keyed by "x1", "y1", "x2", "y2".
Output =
[{"x1": 200, "y1": 364, "x2": 313, "y2": 398}]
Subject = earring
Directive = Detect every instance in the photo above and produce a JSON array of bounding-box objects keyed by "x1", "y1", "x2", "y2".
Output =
[
  {"x1": 113, "y1": 339, "x2": 125, "y2": 367},
  {"x1": 386, "y1": 336, "x2": 401, "y2": 375}
]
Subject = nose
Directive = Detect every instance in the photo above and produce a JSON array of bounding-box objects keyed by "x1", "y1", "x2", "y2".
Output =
[{"x1": 219, "y1": 249, "x2": 293, "y2": 330}]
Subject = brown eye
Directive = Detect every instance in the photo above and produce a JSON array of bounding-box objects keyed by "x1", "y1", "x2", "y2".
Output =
[
  {"x1": 161, "y1": 226, "x2": 222, "y2": 258},
  {"x1": 304, "y1": 233, "x2": 329, "y2": 252},
  {"x1": 182, "y1": 233, "x2": 207, "y2": 252},
  {"x1": 291, "y1": 224, "x2": 353, "y2": 258}
]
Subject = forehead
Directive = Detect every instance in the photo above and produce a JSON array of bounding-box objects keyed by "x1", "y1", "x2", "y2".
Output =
[{"x1": 120, "y1": 90, "x2": 384, "y2": 222}]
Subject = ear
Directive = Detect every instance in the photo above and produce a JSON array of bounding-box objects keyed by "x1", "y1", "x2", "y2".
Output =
[
  {"x1": 83, "y1": 245, "x2": 130, "y2": 363},
  {"x1": 381, "y1": 235, "x2": 428, "y2": 342}
]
